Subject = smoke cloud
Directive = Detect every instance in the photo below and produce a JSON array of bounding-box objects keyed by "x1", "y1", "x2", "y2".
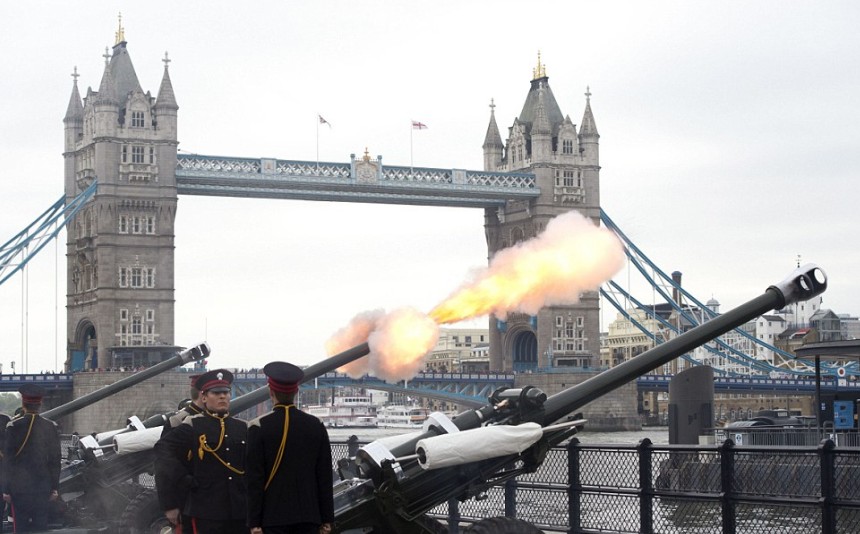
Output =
[
  {"x1": 429, "y1": 211, "x2": 625, "y2": 323},
  {"x1": 326, "y1": 210, "x2": 625, "y2": 383}
]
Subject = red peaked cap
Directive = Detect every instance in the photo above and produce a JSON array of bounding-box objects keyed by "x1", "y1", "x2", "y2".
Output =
[
  {"x1": 20, "y1": 384, "x2": 46, "y2": 404},
  {"x1": 264, "y1": 361, "x2": 304, "y2": 394},
  {"x1": 195, "y1": 369, "x2": 234, "y2": 393}
]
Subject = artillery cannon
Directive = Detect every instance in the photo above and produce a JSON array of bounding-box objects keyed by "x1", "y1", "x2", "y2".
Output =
[
  {"x1": 329, "y1": 263, "x2": 828, "y2": 533},
  {"x1": 42, "y1": 264, "x2": 826, "y2": 533}
]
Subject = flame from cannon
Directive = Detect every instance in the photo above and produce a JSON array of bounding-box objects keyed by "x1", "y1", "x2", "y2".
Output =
[{"x1": 327, "y1": 211, "x2": 624, "y2": 382}]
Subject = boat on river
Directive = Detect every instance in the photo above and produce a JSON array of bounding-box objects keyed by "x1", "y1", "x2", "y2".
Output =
[
  {"x1": 377, "y1": 404, "x2": 430, "y2": 428},
  {"x1": 305, "y1": 395, "x2": 378, "y2": 428}
]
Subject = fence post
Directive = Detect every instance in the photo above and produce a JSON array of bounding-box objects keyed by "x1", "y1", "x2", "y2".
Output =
[
  {"x1": 447, "y1": 497, "x2": 460, "y2": 534},
  {"x1": 568, "y1": 438, "x2": 581, "y2": 534},
  {"x1": 504, "y1": 477, "x2": 517, "y2": 519},
  {"x1": 720, "y1": 438, "x2": 736, "y2": 534},
  {"x1": 638, "y1": 438, "x2": 653, "y2": 534},
  {"x1": 819, "y1": 438, "x2": 836, "y2": 534}
]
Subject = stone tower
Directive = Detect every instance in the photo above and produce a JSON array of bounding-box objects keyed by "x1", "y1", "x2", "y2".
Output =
[
  {"x1": 63, "y1": 21, "x2": 180, "y2": 371},
  {"x1": 483, "y1": 54, "x2": 601, "y2": 372}
]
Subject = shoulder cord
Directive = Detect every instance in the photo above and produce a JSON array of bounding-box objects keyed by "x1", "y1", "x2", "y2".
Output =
[
  {"x1": 196, "y1": 412, "x2": 245, "y2": 475},
  {"x1": 15, "y1": 414, "x2": 37, "y2": 457},
  {"x1": 264, "y1": 404, "x2": 294, "y2": 490}
]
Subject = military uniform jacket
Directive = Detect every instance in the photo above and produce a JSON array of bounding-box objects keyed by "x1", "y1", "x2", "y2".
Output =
[
  {"x1": 154, "y1": 411, "x2": 247, "y2": 521},
  {"x1": 246, "y1": 405, "x2": 334, "y2": 528},
  {"x1": 2, "y1": 413, "x2": 61, "y2": 495}
]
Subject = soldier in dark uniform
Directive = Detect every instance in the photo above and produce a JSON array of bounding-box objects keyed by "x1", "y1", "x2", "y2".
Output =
[
  {"x1": 158, "y1": 374, "x2": 204, "y2": 532},
  {"x1": 246, "y1": 362, "x2": 334, "y2": 534},
  {"x1": 1, "y1": 384, "x2": 61, "y2": 533},
  {"x1": 161, "y1": 374, "x2": 204, "y2": 437},
  {"x1": 155, "y1": 369, "x2": 247, "y2": 534}
]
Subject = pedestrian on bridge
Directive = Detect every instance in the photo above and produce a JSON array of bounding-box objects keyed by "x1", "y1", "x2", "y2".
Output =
[
  {"x1": 246, "y1": 361, "x2": 334, "y2": 534},
  {"x1": 1, "y1": 384, "x2": 61, "y2": 533}
]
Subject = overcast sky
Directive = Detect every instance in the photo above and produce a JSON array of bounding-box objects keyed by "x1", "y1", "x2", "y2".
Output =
[{"x1": 1, "y1": 2, "x2": 858, "y2": 374}]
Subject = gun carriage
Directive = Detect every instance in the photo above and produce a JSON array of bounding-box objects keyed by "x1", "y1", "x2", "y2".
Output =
[{"x1": 35, "y1": 265, "x2": 826, "y2": 533}]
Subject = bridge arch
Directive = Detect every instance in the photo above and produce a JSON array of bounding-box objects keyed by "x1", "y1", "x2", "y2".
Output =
[
  {"x1": 71, "y1": 319, "x2": 98, "y2": 370},
  {"x1": 508, "y1": 327, "x2": 538, "y2": 372}
]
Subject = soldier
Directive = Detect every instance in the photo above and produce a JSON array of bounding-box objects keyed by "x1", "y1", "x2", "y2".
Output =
[
  {"x1": 161, "y1": 374, "x2": 204, "y2": 436},
  {"x1": 158, "y1": 373, "x2": 204, "y2": 532},
  {"x1": 1, "y1": 384, "x2": 61, "y2": 533},
  {"x1": 155, "y1": 369, "x2": 247, "y2": 533},
  {"x1": 246, "y1": 362, "x2": 334, "y2": 534}
]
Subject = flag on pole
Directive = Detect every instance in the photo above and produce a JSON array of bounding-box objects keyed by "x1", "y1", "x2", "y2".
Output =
[
  {"x1": 319, "y1": 115, "x2": 331, "y2": 127},
  {"x1": 411, "y1": 120, "x2": 428, "y2": 130}
]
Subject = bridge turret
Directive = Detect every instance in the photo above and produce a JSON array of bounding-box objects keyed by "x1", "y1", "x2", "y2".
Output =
[
  {"x1": 578, "y1": 86, "x2": 599, "y2": 165},
  {"x1": 154, "y1": 52, "x2": 179, "y2": 142},
  {"x1": 64, "y1": 69, "x2": 84, "y2": 153},
  {"x1": 482, "y1": 99, "x2": 504, "y2": 171},
  {"x1": 92, "y1": 50, "x2": 119, "y2": 140}
]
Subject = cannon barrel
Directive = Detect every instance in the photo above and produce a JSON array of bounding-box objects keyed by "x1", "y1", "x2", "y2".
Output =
[
  {"x1": 42, "y1": 342, "x2": 210, "y2": 422},
  {"x1": 230, "y1": 342, "x2": 371, "y2": 414},
  {"x1": 540, "y1": 263, "x2": 827, "y2": 425}
]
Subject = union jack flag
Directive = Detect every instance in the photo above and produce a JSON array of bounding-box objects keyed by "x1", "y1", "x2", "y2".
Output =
[{"x1": 411, "y1": 121, "x2": 428, "y2": 130}]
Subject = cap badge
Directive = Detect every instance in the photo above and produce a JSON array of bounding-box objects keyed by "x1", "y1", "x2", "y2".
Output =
[{"x1": 217, "y1": 372, "x2": 223, "y2": 380}]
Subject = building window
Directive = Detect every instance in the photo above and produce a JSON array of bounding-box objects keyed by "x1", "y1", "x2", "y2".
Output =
[
  {"x1": 576, "y1": 316, "x2": 584, "y2": 327},
  {"x1": 149, "y1": 147, "x2": 156, "y2": 165},
  {"x1": 131, "y1": 268, "x2": 142, "y2": 288},
  {"x1": 146, "y1": 268, "x2": 155, "y2": 288},
  {"x1": 119, "y1": 267, "x2": 128, "y2": 288},
  {"x1": 562, "y1": 139, "x2": 574, "y2": 154},
  {"x1": 132, "y1": 316, "x2": 142, "y2": 335},
  {"x1": 118, "y1": 215, "x2": 128, "y2": 233},
  {"x1": 122, "y1": 145, "x2": 128, "y2": 163},
  {"x1": 146, "y1": 216, "x2": 156, "y2": 234},
  {"x1": 120, "y1": 308, "x2": 128, "y2": 321},
  {"x1": 132, "y1": 145, "x2": 145, "y2": 164},
  {"x1": 145, "y1": 309, "x2": 155, "y2": 321},
  {"x1": 131, "y1": 111, "x2": 145, "y2": 128},
  {"x1": 132, "y1": 216, "x2": 141, "y2": 234}
]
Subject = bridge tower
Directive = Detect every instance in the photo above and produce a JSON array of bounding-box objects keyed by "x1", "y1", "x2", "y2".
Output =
[
  {"x1": 63, "y1": 22, "x2": 179, "y2": 371},
  {"x1": 483, "y1": 54, "x2": 601, "y2": 372}
]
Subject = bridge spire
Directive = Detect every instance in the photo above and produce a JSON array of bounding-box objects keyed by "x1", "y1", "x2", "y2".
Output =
[
  {"x1": 483, "y1": 98, "x2": 503, "y2": 171},
  {"x1": 115, "y1": 12, "x2": 125, "y2": 45}
]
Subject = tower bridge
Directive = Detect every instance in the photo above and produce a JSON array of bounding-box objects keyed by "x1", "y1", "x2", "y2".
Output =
[{"x1": 53, "y1": 31, "x2": 602, "y2": 376}]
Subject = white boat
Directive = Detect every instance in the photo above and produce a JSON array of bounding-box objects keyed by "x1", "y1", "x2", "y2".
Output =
[
  {"x1": 377, "y1": 405, "x2": 430, "y2": 428},
  {"x1": 305, "y1": 396, "x2": 378, "y2": 428}
]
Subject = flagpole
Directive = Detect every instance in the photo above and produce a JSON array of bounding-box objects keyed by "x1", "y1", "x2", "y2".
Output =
[
  {"x1": 316, "y1": 115, "x2": 320, "y2": 169},
  {"x1": 410, "y1": 122, "x2": 414, "y2": 177}
]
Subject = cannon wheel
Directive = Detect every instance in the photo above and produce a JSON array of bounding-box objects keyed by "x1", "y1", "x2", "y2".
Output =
[
  {"x1": 120, "y1": 488, "x2": 171, "y2": 534},
  {"x1": 463, "y1": 517, "x2": 543, "y2": 533}
]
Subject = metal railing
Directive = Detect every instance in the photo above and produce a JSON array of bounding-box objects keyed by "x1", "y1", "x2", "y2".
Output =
[{"x1": 418, "y1": 438, "x2": 860, "y2": 533}]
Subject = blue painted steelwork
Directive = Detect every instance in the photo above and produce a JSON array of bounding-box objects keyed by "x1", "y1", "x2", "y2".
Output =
[
  {"x1": 0, "y1": 373, "x2": 74, "y2": 392},
  {"x1": 600, "y1": 208, "x2": 826, "y2": 376},
  {"x1": 175, "y1": 154, "x2": 538, "y2": 207},
  {"x1": 0, "y1": 181, "x2": 96, "y2": 287},
  {"x1": 637, "y1": 373, "x2": 860, "y2": 393}
]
